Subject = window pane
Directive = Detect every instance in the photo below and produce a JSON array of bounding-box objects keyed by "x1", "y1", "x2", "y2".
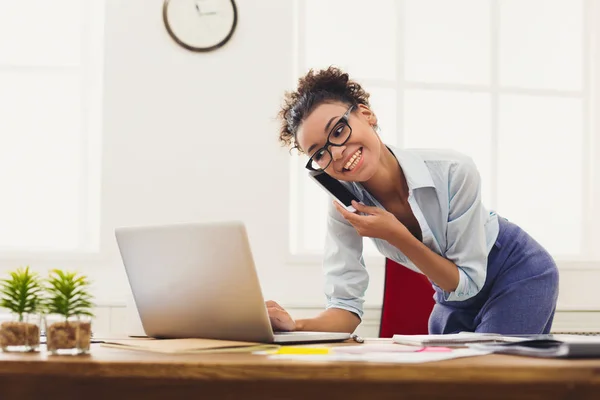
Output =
[
  {"x1": 497, "y1": 95, "x2": 582, "y2": 256},
  {"x1": 304, "y1": 0, "x2": 396, "y2": 81},
  {"x1": 295, "y1": 154, "x2": 378, "y2": 255},
  {"x1": 0, "y1": 0, "x2": 83, "y2": 66},
  {"x1": 499, "y1": 0, "x2": 583, "y2": 91},
  {"x1": 300, "y1": 168, "x2": 328, "y2": 252},
  {"x1": 363, "y1": 237, "x2": 378, "y2": 256},
  {"x1": 298, "y1": 169, "x2": 378, "y2": 255},
  {"x1": 368, "y1": 87, "x2": 397, "y2": 146},
  {"x1": 403, "y1": 90, "x2": 493, "y2": 205},
  {"x1": 404, "y1": 0, "x2": 490, "y2": 85},
  {"x1": 0, "y1": 71, "x2": 82, "y2": 250}
]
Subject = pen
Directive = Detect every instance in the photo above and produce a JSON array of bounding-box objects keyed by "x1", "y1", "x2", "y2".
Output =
[{"x1": 351, "y1": 334, "x2": 364, "y2": 343}]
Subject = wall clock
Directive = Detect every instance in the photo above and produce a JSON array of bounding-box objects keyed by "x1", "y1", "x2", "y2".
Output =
[{"x1": 163, "y1": 0, "x2": 238, "y2": 52}]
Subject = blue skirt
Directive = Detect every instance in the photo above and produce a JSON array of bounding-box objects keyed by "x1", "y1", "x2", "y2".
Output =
[{"x1": 429, "y1": 217, "x2": 559, "y2": 335}]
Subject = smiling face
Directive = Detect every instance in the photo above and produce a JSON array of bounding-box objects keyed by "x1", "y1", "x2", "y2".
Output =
[{"x1": 296, "y1": 102, "x2": 382, "y2": 182}]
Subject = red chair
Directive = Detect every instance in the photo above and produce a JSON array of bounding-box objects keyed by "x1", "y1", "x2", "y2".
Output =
[{"x1": 379, "y1": 258, "x2": 436, "y2": 337}]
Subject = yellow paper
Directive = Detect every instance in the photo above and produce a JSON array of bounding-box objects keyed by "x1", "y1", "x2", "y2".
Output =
[{"x1": 270, "y1": 346, "x2": 331, "y2": 355}]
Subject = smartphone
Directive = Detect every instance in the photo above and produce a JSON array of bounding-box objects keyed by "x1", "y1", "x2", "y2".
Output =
[{"x1": 308, "y1": 170, "x2": 360, "y2": 212}]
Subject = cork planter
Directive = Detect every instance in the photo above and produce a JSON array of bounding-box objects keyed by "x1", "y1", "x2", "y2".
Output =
[
  {"x1": 45, "y1": 315, "x2": 92, "y2": 355},
  {"x1": 0, "y1": 313, "x2": 41, "y2": 352}
]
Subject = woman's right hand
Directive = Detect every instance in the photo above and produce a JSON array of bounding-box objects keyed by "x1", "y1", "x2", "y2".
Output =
[{"x1": 265, "y1": 300, "x2": 296, "y2": 331}]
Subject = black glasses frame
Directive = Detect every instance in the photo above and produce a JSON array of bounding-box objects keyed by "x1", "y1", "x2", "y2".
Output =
[{"x1": 305, "y1": 104, "x2": 355, "y2": 171}]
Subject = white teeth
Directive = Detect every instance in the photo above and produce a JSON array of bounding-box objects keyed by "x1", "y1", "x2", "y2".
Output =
[{"x1": 344, "y1": 149, "x2": 362, "y2": 171}]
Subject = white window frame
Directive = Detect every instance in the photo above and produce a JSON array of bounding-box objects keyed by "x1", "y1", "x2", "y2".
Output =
[
  {"x1": 0, "y1": 1, "x2": 105, "y2": 262},
  {"x1": 289, "y1": 0, "x2": 600, "y2": 269}
]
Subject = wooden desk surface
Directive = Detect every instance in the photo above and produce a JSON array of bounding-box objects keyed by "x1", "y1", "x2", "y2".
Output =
[{"x1": 1, "y1": 343, "x2": 600, "y2": 400}]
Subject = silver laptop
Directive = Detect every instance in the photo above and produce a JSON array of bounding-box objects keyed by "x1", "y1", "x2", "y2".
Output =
[{"x1": 114, "y1": 221, "x2": 350, "y2": 344}]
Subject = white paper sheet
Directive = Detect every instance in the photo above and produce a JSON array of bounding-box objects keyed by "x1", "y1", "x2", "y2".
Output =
[{"x1": 267, "y1": 348, "x2": 491, "y2": 363}]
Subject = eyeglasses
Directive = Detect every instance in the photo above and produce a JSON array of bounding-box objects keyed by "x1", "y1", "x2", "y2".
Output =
[{"x1": 305, "y1": 105, "x2": 354, "y2": 171}]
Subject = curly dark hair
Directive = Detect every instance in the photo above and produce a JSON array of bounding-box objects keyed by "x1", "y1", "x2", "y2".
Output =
[{"x1": 277, "y1": 66, "x2": 372, "y2": 153}]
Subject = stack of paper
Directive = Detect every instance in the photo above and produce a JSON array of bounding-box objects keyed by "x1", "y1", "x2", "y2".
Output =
[
  {"x1": 256, "y1": 342, "x2": 491, "y2": 363},
  {"x1": 331, "y1": 344, "x2": 428, "y2": 353},
  {"x1": 101, "y1": 338, "x2": 279, "y2": 354},
  {"x1": 470, "y1": 335, "x2": 600, "y2": 358},
  {"x1": 392, "y1": 332, "x2": 518, "y2": 347},
  {"x1": 266, "y1": 347, "x2": 490, "y2": 363}
]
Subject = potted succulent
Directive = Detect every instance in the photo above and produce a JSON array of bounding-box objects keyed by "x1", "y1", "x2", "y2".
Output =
[
  {"x1": 44, "y1": 269, "x2": 94, "y2": 355},
  {"x1": 0, "y1": 266, "x2": 42, "y2": 352}
]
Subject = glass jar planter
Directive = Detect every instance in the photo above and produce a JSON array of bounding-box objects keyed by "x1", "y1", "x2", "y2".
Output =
[
  {"x1": 0, "y1": 313, "x2": 41, "y2": 352},
  {"x1": 45, "y1": 315, "x2": 92, "y2": 355}
]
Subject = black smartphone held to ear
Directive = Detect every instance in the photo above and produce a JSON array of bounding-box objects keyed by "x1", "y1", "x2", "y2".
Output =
[{"x1": 308, "y1": 170, "x2": 359, "y2": 213}]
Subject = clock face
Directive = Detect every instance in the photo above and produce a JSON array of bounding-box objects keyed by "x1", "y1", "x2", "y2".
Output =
[{"x1": 163, "y1": 0, "x2": 238, "y2": 52}]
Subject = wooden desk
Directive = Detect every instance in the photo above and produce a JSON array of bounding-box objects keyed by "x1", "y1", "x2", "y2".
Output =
[{"x1": 0, "y1": 344, "x2": 599, "y2": 400}]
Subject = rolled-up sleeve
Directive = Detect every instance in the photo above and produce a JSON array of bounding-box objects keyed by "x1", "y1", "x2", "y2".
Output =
[
  {"x1": 322, "y1": 201, "x2": 369, "y2": 319},
  {"x1": 443, "y1": 157, "x2": 488, "y2": 301}
]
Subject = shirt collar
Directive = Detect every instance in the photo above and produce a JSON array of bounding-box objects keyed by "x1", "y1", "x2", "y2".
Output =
[{"x1": 387, "y1": 146, "x2": 435, "y2": 190}]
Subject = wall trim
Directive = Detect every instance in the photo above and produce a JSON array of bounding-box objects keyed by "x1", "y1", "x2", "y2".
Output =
[
  {"x1": 284, "y1": 258, "x2": 600, "y2": 271},
  {"x1": 551, "y1": 311, "x2": 600, "y2": 333},
  {"x1": 286, "y1": 305, "x2": 600, "y2": 334},
  {"x1": 285, "y1": 304, "x2": 600, "y2": 312},
  {"x1": 34, "y1": 304, "x2": 598, "y2": 337}
]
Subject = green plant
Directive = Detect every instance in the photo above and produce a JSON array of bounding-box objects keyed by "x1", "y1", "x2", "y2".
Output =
[
  {"x1": 44, "y1": 270, "x2": 94, "y2": 320},
  {"x1": 0, "y1": 266, "x2": 42, "y2": 322}
]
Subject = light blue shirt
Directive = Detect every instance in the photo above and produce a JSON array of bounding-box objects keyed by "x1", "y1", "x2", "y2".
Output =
[{"x1": 323, "y1": 147, "x2": 499, "y2": 319}]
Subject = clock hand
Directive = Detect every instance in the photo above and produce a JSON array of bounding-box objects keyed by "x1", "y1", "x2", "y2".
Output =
[{"x1": 195, "y1": 3, "x2": 217, "y2": 16}]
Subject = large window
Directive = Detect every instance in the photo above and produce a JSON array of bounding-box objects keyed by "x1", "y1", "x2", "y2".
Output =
[
  {"x1": 0, "y1": 1, "x2": 104, "y2": 254},
  {"x1": 291, "y1": 0, "x2": 598, "y2": 263}
]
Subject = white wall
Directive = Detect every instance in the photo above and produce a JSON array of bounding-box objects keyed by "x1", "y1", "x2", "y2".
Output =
[
  {"x1": 99, "y1": 0, "x2": 383, "y2": 323},
  {"x1": 100, "y1": 0, "x2": 276, "y2": 290}
]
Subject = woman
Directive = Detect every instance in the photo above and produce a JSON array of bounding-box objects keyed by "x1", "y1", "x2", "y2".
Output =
[{"x1": 266, "y1": 66, "x2": 559, "y2": 335}]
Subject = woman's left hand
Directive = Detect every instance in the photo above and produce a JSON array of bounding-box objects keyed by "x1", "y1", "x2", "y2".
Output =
[{"x1": 334, "y1": 200, "x2": 408, "y2": 242}]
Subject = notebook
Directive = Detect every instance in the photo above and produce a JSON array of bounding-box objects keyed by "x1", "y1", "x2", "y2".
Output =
[
  {"x1": 101, "y1": 338, "x2": 279, "y2": 354},
  {"x1": 392, "y1": 332, "x2": 522, "y2": 347},
  {"x1": 469, "y1": 335, "x2": 600, "y2": 358}
]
